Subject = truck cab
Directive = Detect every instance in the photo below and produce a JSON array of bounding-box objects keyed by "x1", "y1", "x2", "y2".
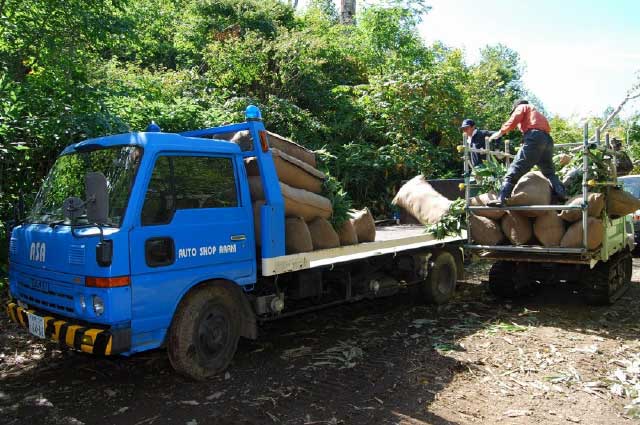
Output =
[{"x1": 8, "y1": 106, "x2": 282, "y2": 366}]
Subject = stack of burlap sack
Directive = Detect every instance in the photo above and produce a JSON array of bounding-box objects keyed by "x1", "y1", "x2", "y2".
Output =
[
  {"x1": 469, "y1": 171, "x2": 640, "y2": 249},
  {"x1": 227, "y1": 131, "x2": 376, "y2": 254}
]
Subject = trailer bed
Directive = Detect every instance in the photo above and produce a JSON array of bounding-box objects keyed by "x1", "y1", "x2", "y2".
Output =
[{"x1": 261, "y1": 225, "x2": 464, "y2": 276}]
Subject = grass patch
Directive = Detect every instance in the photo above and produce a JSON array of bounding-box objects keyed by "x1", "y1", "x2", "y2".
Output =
[{"x1": 485, "y1": 321, "x2": 529, "y2": 334}]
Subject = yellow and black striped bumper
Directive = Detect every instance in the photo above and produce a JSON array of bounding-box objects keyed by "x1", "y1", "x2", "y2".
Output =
[{"x1": 6, "y1": 302, "x2": 129, "y2": 355}]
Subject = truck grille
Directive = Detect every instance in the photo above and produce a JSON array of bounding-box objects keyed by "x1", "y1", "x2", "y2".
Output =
[
  {"x1": 17, "y1": 281, "x2": 74, "y2": 315},
  {"x1": 9, "y1": 238, "x2": 17, "y2": 256},
  {"x1": 68, "y1": 245, "x2": 85, "y2": 265}
]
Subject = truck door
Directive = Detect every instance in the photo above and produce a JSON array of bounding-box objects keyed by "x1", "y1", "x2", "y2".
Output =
[{"x1": 129, "y1": 153, "x2": 255, "y2": 345}]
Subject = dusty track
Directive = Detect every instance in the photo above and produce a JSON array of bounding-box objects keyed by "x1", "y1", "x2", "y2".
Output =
[{"x1": 1, "y1": 260, "x2": 639, "y2": 425}]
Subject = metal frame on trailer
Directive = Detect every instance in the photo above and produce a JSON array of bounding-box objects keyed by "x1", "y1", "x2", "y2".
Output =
[{"x1": 461, "y1": 123, "x2": 624, "y2": 264}]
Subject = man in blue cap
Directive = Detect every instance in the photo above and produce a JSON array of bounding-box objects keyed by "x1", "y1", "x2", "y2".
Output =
[{"x1": 460, "y1": 119, "x2": 497, "y2": 167}]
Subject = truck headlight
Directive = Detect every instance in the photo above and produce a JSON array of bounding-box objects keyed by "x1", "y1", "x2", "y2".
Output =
[
  {"x1": 92, "y1": 295, "x2": 105, "y2": 316},
  {"x1": 79, "y1": 295, "x2": 86, "y2": 312}
]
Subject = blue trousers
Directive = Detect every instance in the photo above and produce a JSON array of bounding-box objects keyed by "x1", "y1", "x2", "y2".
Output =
[{"x1": 503, "y1": 129, "x2": 564, "y2": 197}]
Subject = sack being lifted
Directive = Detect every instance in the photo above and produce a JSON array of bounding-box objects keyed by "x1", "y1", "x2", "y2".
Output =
[{"x1": 392, "y1": 175, "x2": 452, "y2": 226}]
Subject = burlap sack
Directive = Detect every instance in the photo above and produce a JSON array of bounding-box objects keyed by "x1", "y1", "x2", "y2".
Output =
[
  {"x1": 470, "y1": 192, "x2": 505, "y2": 220},
  {"x1": 285, "y1": 217, "x2": 314, "y2": 254},
  {"x1": 392, "y1": 175, "x2": 452, "y2": 225},
  {"x1": 249, "y1": 176, "x2": 332, "y2": 221},
  {"x1": 246, "y1": 148, "x2": 325, "y2": 193},
  {"x1": 607, "y1": 188, "x2": 640, "y2": 217},
  {"x1": 501, "y1": 211, "x2": 532, "y2": 245},
  {"x1": 469, "y1": 215, "x2": 504, "y2": 246},
  {"x1": 534, "y1": 211, "x2": 565, "y2": 247},
  {"x1": 558, "y1": 193, "x2": 605, "y2": 222},
  {"x1": 267, "y1": 131, "x2": 317, "y2": 168},
  {"x1": 560, "y1": 217, "x2": 604, "y2": 250},
  {"x1": 226, "y1": 130, "x2": 317, "y2": 167},
  {"x1": 230, "y1": 130, "x2": 253, "y2": 151},
  {"x1": 307, "y1": 217, "x2": 341, "y2": 250},
  {"x1": 337, "y1": 220, "x2": 358, "y2": 246},
  {"x1": 349, "y1": 208, "x2": 376, "y2": 242},
  {"x1": 507, "y1": 171, "x2": 552, "y2": 217}
]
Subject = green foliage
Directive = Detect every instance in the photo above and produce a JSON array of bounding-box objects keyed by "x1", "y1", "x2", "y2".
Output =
[
  {"x1": 561, "y1": 148, "x2": 611, "y2": 197},
  {"x1": 472, "y1": 156, "x2": 508, "y2": 193},
  {"x1": 321, "y1": 174, "x2": 353, "y2": 229},
  {"x1": 425, "y1": 198, "x2": 466, "y2": 239},
  {"x1": 0, "y1": 0, "x2": 538, "y2": 260},
  {"x1": 549, "y1": 116, "x2": 583, "y2": 145}
]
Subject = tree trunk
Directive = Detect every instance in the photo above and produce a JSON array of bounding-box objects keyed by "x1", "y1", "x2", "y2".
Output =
[{"x1": 340, "y1": 0, "x2": 356, "y2": 24}]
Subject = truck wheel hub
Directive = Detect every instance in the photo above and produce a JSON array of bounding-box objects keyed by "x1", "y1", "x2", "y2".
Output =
[{"x1": 198, "y1": 310, "x2": 229, "y2": 357}]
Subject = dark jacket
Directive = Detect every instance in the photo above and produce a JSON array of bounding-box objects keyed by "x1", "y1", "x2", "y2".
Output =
[
  {"x1": 469, "y1": 129, "x2": 496, "y2": 167},
  {"x1": 616, "y1": 151, "x2": 633, "y2": 176}
]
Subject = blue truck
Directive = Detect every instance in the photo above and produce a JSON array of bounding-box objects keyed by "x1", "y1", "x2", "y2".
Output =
[{"x1": 6, "y1": 106, "x2": 464, "y2": 380}]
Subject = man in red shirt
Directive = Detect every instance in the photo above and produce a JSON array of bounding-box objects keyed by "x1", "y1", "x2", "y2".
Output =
[{"x1": 487, "y1": 99, "x2": 566, "y2": 205}]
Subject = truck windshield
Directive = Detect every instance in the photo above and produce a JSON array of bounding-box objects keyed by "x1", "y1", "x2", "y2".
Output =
[{"x1": 27, "y1": 145, "x2": 142, "y2": 227}]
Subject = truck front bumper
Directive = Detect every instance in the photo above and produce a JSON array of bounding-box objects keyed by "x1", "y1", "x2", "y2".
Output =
[{"x1": 6, "y1": 302, "x2": 130, "y2": 355}]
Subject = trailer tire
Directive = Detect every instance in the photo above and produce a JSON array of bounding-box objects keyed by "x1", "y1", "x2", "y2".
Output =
[
  {"x1": 585, "y1": 251, "x2": 632, "y2": 305},
  {"x1": 422, "y1": 251, "x2": 457, "y2": 304},
  {"x1": 168, "y1": 284, "x2": 240, "y2": 381},
  {"x1": 488, "y1": 261, "x2": 518, "y2": 298}
]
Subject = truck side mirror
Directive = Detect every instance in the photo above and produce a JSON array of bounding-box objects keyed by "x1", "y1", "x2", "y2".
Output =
[{"x1": 85, "y1": 172, "x2": 109, "y2": 224}]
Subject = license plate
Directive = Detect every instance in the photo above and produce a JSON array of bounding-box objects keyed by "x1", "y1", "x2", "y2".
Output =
[{"x1": 27, "y1": 312, "x2": 46, "y2": 339}]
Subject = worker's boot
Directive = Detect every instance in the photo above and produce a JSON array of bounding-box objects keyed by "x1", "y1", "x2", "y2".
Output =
[
  {"x1": 487, "y1": 181, "x2": 514, "y2": 207},
  {"x1": 549, "y1": 176, "x2": 567, "y2": 203}
]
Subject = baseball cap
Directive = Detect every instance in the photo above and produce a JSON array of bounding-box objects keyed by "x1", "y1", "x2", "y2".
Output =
[{"x1": 460, "y1": 119, "x2": 475, "y2": 129}]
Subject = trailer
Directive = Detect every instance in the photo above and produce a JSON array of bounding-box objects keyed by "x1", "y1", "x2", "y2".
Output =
[
  {"x1": 462, "y1": 124, "x2": 634, "y2": 305},
  {"x1": 6, "y1": 106, "x2": 464, "y2": 380}
]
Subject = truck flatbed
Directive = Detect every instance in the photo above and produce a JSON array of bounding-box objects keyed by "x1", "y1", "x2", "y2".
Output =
[{"x1": 262, "y1": 224, "x2": 464, "y2": 276}]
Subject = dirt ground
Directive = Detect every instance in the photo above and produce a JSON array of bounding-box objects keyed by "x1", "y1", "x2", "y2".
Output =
[{"x1": 1, "y1": 260, "x2": 640, "y2": 425}]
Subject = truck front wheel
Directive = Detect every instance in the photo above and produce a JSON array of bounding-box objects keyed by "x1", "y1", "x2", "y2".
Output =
[
  {"x1": 168, "y1": 285, "x2": 240, "y2": 380},
  {"x1": 422, "y1": 251, "x2": 457, "y2": 304}
]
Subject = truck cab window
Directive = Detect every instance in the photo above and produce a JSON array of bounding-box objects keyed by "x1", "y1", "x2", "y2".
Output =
[{"x1": 141, "y1": 155, "x2": 238, "y2": 225}]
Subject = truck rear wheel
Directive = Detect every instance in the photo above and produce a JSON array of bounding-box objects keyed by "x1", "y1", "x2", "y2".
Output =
[
  {"x1": 168, "y1": 285, "x2": 240, "y2": 381},
  {"x1": 585, "y1": 251, "x2": 632, "y2": 305},
  {"x1": 422, "y1": 251, "x2": 457, "y2": 304}
]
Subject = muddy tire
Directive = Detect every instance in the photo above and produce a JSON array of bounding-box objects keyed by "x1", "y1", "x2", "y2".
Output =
[
  {"x1": 168, "y1": 284, "x2": 240, "y2": 381},
  {"x1": 488, "y1": 261, "x2": 518, "y2": 298},
  {"x1": 584, "y1": 251, "x2": 632, "y2": 305},
  {"x1": 422, "y1": 251, "x2": 457, "y2": 304}
]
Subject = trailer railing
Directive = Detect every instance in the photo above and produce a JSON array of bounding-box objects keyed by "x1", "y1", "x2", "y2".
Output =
[{"x1": 462, "y1": 123, "x2": 618, "y2": 257}]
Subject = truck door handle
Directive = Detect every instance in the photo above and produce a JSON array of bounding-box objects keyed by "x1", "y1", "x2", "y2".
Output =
[{"x1": 230, "y1": 234, "x2": 246, "y2": 241}]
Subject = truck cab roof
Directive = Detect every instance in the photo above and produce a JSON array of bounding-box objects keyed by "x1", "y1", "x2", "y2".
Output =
[{"x1": 62, "y1": 132, "x2": 242, "y2": 156}]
